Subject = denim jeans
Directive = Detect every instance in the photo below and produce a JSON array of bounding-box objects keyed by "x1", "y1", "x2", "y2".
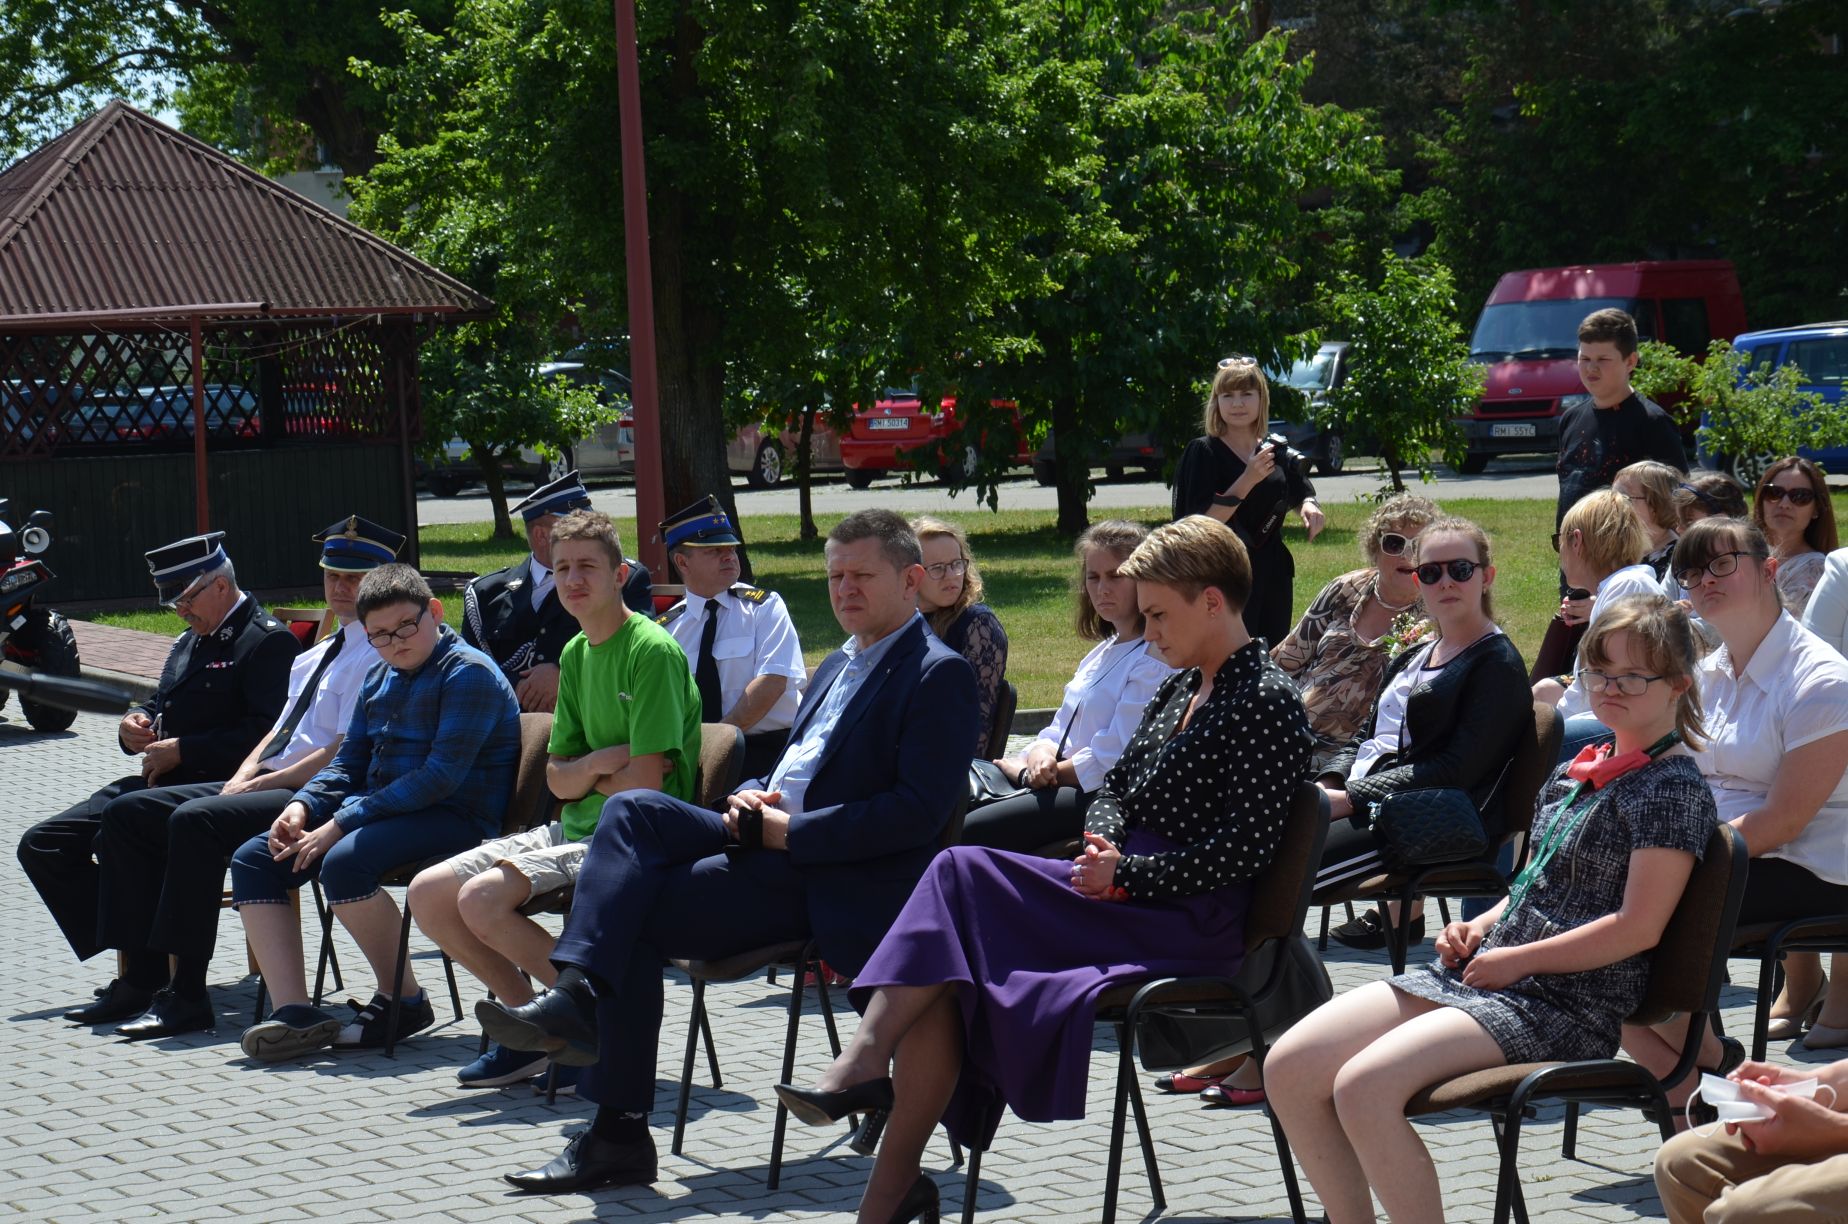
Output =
[{"x1": 230, "y1": 808, "x2": 489, "y2": 907}]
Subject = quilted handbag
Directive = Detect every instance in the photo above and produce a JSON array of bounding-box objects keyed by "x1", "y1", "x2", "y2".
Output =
[{"x1": 1369, "y1": 786, "x2": 1488, "y2": 868}]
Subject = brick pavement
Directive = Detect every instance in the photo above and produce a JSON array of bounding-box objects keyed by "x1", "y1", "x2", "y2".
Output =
[{"x1": 2, "y1": 710, "x2": 1833, "y2": 1222}]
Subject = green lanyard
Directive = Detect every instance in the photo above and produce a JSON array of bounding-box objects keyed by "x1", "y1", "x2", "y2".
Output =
[{"x1": 1503, "y1": 730, "x2": 1681, "y2": 917}]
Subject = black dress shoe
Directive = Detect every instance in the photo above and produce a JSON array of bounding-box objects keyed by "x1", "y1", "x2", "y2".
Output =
[
  {"x1": 888, "y1": 1173, "x2": 941, "y2": 1224},
  {"x1": 475, "y1": 988, "x2": 599, "y2": 1066},
  {"x1": 116, "y1": 989, "x2": 215, "y2": 1040},
  {"x1": 1330, "y1": 910, "x2": 1425, "y2": 951},
  {"x1": 504, "y1": 1128, "x2": 656, "y2": 1192},
  {"x1": 774, "y1": 1076, "x2": 895, "y2": 1126},
  {"x1": 65, "y1": 979, "x2": 154, "y2": 1025}
]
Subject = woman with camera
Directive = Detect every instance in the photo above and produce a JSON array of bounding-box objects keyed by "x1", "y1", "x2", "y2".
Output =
[{"x1": 1172, "y1": 356, "x2": 1325, "y2": 646}]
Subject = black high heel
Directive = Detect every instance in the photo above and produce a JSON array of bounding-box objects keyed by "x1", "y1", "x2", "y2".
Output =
[
  {"x1": 850, "y1": 1106, "x2": 889, "y2": 1155},
  {"x1": 887, "y1": 1173, "x2": 941, "y2": 1224},
  {"x1": 774, "y1": 1076, "x2": 895, "y2": 1126}
]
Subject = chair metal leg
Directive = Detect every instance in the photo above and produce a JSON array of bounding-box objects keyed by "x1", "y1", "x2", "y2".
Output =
[
  {"x1": 479, "y1": 990, "x2": 494, "y2": 1057},
  {"x1": 768, "y1": 964, "x2": 809, "y2": 1191},
  {"x1": 1754, "y1": 945, "x2": 1782, "y2": 1062},
  {"x1": 699, "y1": 999, "x2": 721, "y2": 1087},
  {"x1": 312, "y1": 880, "x2": 343, "y2": 993},
  {"x1": 1491, "y1": 1105, "x2": 1530, "y2": 1224},
  {"x1": 544, "y1": 1060, "x2": 560, "y2": 1106},
  {"x1": 253, "y1": 977, "x2": 268, "y2": 1024},
  {"x1": 1562, "y1": 1101, "x2": 1579, "y2": 1159},
  {"x1": 961, "y1": 1145, "x2": 983, "y2": 1224},
  {"x1": 1102, "y1": 1034, "x2": 1132, "y2": 1224},
  {"x1": 674, "y1": 980, "x2": 707, "y2": 1157},
  {"x1": 441, "y1": 952, "x2": 462, "y2": 1022},
  {"x1": 311, "y1": 888, "x2": 338, "y2": 1007},
  {"x1": 1124, "y1": 1050, "x2": 1164, "y2": 1212},
  {"x1": 1438, "y1": 897, "x2": 1453, "y2": 926},
  {"x1": 382, "y1": 903, "x2": 414, "y2": 1059},
  {"x1": 1316, "y1": 904, "x2": 1330, "y2": 952},
  {"x1": 1267, "y1": 1103, "x2": 1309, "y2": 1224}
]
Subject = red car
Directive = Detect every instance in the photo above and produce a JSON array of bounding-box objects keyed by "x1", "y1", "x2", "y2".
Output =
[{"x1": 839, "y1": 396, "x2": 1028, "y2": 489}]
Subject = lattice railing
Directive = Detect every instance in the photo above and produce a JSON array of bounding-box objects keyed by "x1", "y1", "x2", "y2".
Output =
[{"x1": 0, "y1": 322, "x2": 411, "y2": 458}]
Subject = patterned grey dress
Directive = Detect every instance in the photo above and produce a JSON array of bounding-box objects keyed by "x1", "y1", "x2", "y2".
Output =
[{"x1": 1389, "y1": 752, "x2": 1716, "y2": 1063}]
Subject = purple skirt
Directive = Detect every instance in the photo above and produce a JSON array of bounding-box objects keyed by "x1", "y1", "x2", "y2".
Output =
[{"x1": 849, "y1": 830, "x2": 1249, "y2": 1149}]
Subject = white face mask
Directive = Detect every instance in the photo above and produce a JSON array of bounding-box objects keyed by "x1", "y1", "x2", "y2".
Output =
[{"x1": 1685, "y1": 1070, "x2": 1836, "y2": 1136}]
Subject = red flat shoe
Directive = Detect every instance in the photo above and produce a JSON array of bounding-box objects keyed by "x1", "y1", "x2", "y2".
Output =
[
  {"x1": 1154, "y1": 1071, "x2": 1226, "y2": 1095},
  {"x1": 1199, "y1": 1083, "x2": 1266, "y2": 1108}
]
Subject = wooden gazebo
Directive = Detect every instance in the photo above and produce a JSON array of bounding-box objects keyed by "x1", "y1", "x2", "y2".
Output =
[{"x1": 0, "y1": 101, "x2": 491, "y2": 600}]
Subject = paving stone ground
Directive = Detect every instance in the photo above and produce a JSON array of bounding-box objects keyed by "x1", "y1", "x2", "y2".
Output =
[{"x1": 2, "y1": 707, "x2": 1831, "y2": 1222}]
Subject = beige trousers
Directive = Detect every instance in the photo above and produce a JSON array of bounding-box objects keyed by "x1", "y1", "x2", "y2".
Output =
[{"x1": 1656, "y1": 1126, "x2": 1848, "y2": 1223}]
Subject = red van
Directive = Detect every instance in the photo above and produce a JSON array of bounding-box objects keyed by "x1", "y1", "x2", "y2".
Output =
[{"x1": 1456, "y1": 261, "x2": 1747, "y2": 472}]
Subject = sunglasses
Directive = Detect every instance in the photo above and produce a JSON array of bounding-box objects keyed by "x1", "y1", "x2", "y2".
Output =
[
  {"x1": 1217, "y1": 354, "x2": 1258, "y2": 369},
  {"x1": 1761, "y1": 484, "x2": 1817, "y2": 507},
  {"x1": 1549, "y1": 528, "x2": 1578, "y2": 553},
  {"x1": 1378, "y1": 532, "x2": 1416, "y2": 557},
  {"x1": 1415, "y1": 559, "x2": 1484, "y2": 585}
]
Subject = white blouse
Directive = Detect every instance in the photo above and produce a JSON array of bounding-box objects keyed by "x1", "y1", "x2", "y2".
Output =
[
  {"x1": 1557, "y1": 563, "x2": 1665, "y2": 719},
  {"x1": 1035, "y1": 636, "x2": 1174, "y2": 793},
  {"x1": 1695, "y1": 612, "x2": 1848, "y2": 884},
  {"x1": 1800, "y1": 548, "x2": 1848, "y2": 653}
]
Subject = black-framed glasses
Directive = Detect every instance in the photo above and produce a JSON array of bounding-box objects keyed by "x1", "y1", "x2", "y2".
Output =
[
  {"x1": 1415, "y1": 559, "x2": 1483, "y2": 585},
  {"x1": 1761, "y1": 484, "x2": 1818, "y2": 507},
  {"x1": 171, "y1": 576, "x2": 218, "y2": 612},
  {"x1": 1378, "y1": 532, "x2": 1414, "y2": 556},
  {"x1": 1674, "y1": 550, "x2": 1756, "y2": 589},
  {"x1": 924, "y1": 558, "x2": 969, "y2": 580},
  {"x1": 1581, "y1": 670, "x2": 1665, "y2": 697},
  {"x1": 365, "y1": 606, "x2": 428, "y2": 648}
]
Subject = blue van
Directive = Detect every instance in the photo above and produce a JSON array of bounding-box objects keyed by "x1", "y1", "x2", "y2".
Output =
[{"x1": 1703, "y1": 322, "x2": 1848, "y2": 484}]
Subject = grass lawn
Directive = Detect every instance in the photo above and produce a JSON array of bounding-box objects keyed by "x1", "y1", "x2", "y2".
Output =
[{"x1": 85, "y1": 497, "x2": 1598, "y2": 708}]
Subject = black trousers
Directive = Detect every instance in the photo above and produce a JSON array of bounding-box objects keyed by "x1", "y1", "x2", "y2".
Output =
[
  {"x1": 17, "y1": 775, "x2": 151, "y2": 961},
  {"x1": 958, "y1": 786, "x2": 1095, "y2": 855},
  {"x1": 1738, "y1": 856, "x2": 1848, "y2": 926},
  {"x1": 95, "y1": 785, "x2": 291, "y2": 961}
]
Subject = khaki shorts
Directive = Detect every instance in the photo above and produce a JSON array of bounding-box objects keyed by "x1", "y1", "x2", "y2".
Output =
[{"x1": 446, "y1": 822, "x2": 586, "y2": 900}]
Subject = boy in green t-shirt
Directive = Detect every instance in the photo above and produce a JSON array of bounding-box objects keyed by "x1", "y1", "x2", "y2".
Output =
[{"x1": 409, "y1": 510, "x2": 701, "y2": 1090}]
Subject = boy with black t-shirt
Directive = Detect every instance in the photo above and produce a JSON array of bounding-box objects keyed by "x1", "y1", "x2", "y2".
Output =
[{"x1": 1555, "y1": 307, "x2": 1689, "y2": 528}]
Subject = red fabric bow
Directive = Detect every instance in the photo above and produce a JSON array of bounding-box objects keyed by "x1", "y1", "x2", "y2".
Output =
[{"x1": 1564, "y1": 741, "x2": 1651, "y2": 790}]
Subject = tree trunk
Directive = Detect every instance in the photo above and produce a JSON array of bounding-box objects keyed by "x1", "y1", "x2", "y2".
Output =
[
  {"x1": 1382, "y1": 444, "x2": 1407, "y2": 494},
  {"x1": 796, "y1": 405, "x2": 818, "y2": 542},
  {"x1": 471, "y1": 443, "x2": 517, "y2": 539},
  {"x1": 1052, "y1": 391, "x2": 1089, "y2": 537}
]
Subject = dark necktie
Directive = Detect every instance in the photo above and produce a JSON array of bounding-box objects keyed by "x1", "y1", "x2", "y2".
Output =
[
  {"x1": 258, "y1": 630, "x2": 344, "y2": 763},
  {"x1": 696, "y1": 599, "x2": 724, "y2": 722}
]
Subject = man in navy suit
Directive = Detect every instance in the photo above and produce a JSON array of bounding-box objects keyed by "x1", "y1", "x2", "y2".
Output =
[{"x1": 481, "y1": 508, "x2": 978, "y2": 1192}]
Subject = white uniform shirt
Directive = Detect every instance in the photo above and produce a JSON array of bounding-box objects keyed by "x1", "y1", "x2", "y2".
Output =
[
  {"x1": 662, "y1": 584, "x2": 807, "y2": 732},
  {"x1": 258, "y1": 619, "x2": 376, "y2": 772},
  {"x1": 1696, "y1": 611, "x2": 1848, "y2": 884},
  {"x1": 1034, "y1": 636, "x2": 1173, "y2": 793},
  {"x1": 1557, "y1": 563, "x2": 1663, "y2": 719}
]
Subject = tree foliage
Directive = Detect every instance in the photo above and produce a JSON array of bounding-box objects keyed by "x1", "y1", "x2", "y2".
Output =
[
  {"x1": 1324, "y1": 253, "x2": 1483, "y2": 493},
  {"x1": 1634, "y1": 339, "x2": 1840, "y2": 479}
]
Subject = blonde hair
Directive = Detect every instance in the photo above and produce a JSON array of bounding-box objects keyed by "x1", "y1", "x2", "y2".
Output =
[
  {"x1": 1614, "y1": 461, "x2": 1681, "y2": 536},
  {"x1": 1074, "y1": 520, "x2": 1149, "y2": 641},
  {"x1": 1577, "y1": 593, "x2": 1708, "y2": 749},
  {"x1": 1413, "y1": 516, "x2": 1496, "y2": 620},
  {"x1": 1202, "y1": 358, "x2": 1271, "y2": 438},
  {"x1": 1361, "y1": 493, "x2": 1441, "y2": 565},
  {"x1": 910, "y1": 515, "x2": 984, "y2": 637},
  {"x1": 550, "y1": 510, "x2": 624, "y2": 568},
  {"x1": 1118, "y1": 516, "x2": 1252, "y2": 612},
  {"x1": 1560, "y1": 488, "x2": 1650, "y2": 579}
]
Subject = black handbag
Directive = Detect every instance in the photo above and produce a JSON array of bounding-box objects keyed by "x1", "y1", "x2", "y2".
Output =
[
  {"x1": 1368, "y1": 786, "x2": 1488, "y2": 868},
  {"x1": 1134, "y1": 934, "x2": 1334, "y2": 1071},
  {"x1": 968, "y1": 759, "x2": 1030, "y2": 807}
]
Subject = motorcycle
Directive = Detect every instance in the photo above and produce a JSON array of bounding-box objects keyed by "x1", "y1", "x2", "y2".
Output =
[{"x1": 0, "y1": 498, "x2": 83, "y2": 732}]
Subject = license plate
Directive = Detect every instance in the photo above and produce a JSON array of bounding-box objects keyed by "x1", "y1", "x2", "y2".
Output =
[
  {"x1": 1490, "y1": 423, "x2": 1536, "y2": 438},
  {"x1": 869, "y1": 418, "x2": 910, "y2": 431}
]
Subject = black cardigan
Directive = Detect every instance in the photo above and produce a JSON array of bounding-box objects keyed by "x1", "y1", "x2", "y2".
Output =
[{"x1": 1321, "y1": 631, "x2": 1532, "y2": 839}]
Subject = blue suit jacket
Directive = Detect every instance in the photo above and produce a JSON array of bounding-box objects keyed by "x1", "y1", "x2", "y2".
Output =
[{"x1": 782, "y1": 617, "x2": 977, "y2": 975}]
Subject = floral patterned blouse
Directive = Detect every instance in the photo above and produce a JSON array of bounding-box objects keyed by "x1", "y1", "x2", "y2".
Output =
[
  {"x1": 1778, "y1": 550, "x2": 1829, "y2": 620},
  {"x1": 1271, "y1": 569, "x2": 1426, "y2": 774}
]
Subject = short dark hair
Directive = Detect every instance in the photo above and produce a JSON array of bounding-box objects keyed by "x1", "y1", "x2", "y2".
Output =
[
  {"x1": 1578, "y1": 308, "x2": 1639, "y2": 357},
  {"x1": 827, "y1": 509, "x2": 922, "y2": 573},
  {"x1": 356, "y1": 563, "x2": 434, "y2": 622}
]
